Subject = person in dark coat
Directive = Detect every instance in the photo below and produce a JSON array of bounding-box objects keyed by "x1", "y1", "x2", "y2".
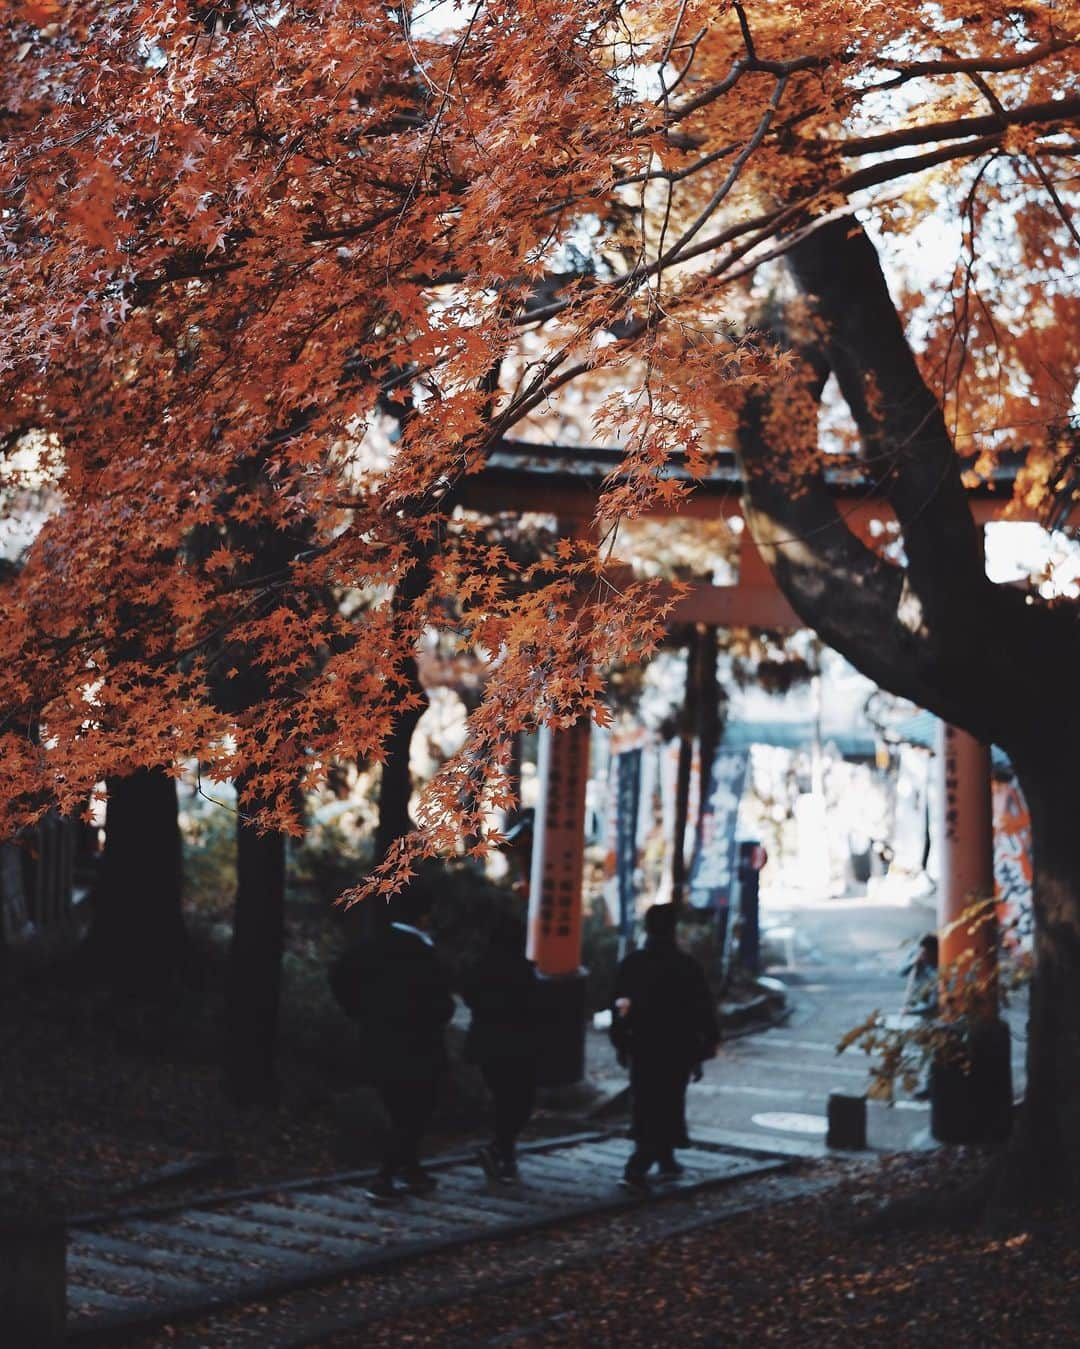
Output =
[
  {"x1": 329, "y1": 885, "x2": 454, "y2": 1202},
  {"x1": 610, "y1": 902, "x2": 718, "y2": 1190},
  {"x1": 462, "y1": 914, "x2": 539, "y2": 1181}
]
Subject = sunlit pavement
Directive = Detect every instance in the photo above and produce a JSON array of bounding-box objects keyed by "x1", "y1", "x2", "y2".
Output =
[{"x1": 593, "y1": 895, "x2": 1028, "y2": 1159}]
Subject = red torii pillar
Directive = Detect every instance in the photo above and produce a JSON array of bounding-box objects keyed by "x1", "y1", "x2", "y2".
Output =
[
  {"x1": 527, "y1": 718, "x2": 591, "y2": 1085},
  {"x1": 932, "y1": 721, "x2": 1012, "y2": 1141},
  {"x1": 937, "y1": 723, "x2": 998, "y2": 1013}
]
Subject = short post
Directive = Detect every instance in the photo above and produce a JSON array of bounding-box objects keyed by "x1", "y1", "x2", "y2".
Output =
[
  {"x1": 826, "y1": 1092, "x2": 867, "y2": 1150},
  {"x1": 0, "y1": 1179, "x2": 66, "y2": 1347}
]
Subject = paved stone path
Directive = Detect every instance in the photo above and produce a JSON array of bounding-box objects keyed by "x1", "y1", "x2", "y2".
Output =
[{"x1": 66, "y1": 1132, "x2": 790, "y2": 1343}]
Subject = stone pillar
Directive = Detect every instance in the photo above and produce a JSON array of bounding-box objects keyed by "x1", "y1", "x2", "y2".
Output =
[
  {"x1": 527, "y1": 719, "x2": 590, "y2": 1085},
  {"x1": 932, "y1": 721, "x2": 1012, "y2": 1143}
]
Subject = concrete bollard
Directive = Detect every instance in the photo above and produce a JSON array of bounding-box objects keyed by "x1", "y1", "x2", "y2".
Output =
[
  {"x1": 826, "y1": 1091, "x2": 867, "y2": 1150},
  {"x1": 0, "y1": 1180, "x2": 66, "y2": 1348}
]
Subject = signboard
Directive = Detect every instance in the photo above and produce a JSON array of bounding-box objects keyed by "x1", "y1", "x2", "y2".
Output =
[{"x1": 688, "y1": 750, "x2": 749, "y2": 912}]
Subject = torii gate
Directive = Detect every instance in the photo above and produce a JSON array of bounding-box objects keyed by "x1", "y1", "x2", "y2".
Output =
[{"x1": 460, "y1": 441, "x2": 1028, "y2": 1085}]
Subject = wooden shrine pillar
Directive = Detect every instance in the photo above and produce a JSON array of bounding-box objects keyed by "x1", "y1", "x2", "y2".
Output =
[
  {"x1": 931, "y1": 721, "x2": 1012, "y2": 1142},
  {"x1": 527, "y1": 718, "x2": 590, "y2": 1085},
  {"x1": 937, "y1": 722, "x2": 997, "y2": 1013}
]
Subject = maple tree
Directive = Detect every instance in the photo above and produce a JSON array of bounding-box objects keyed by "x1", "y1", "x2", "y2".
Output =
[{"x1": 1, "y1": 2, "x2": 1078, "y2": 1178}]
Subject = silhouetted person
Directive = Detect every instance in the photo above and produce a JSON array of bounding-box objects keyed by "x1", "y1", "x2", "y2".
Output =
[
  {"x1": 903, "y1": 933, "x2": 940, "y2": 1018},
  {"x1": 463, "y1": 914, "x2": 539, "y2": 1181},
  {"x1": 330, "y1": 885, "x2": 454, "y2": 1201},
  {"x1": 902, "y1": 932, "x2": 939, "y2": 1101},
  {"x1": 610, "y1": 903, "x2": 718, "y2": 1190}
]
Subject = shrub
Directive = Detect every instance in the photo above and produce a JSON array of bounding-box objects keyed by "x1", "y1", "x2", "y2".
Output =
[{"x1": 422, "y1": 860, "x2": 526, "y2": 988}]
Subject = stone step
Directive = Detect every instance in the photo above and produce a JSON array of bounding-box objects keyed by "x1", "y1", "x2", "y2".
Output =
[
  {"x1": 74, "y1": 1230, "x2": 238, "y2": 1285},
  {"x1": 293, "y1": 1189, "x2": 459, "y2": 1241},
  {"x1": 68, "y1": 1244, "x2": 211, "y2": 1301},
  {"x1": 555, "y1": 1143, "x2": 629, "y2": 1171},
  {"x1": 67, "y1": 1283, "x2": 143, "y2": 1315},
  {"x1": 126, "y1": 1218, "x2": 317, "y2": 1277},
  {"x1": 265, "y1": 1191, "x2": 398, "y2": 1238},
  {"x1": 66, "y1": 1139, "x2": 792, "y2": 1343},
  {"x1": 181, "y1": 1209, "x2": 355, "y2": 1259},
  {"x1": 333, "y1": 1181, "x2": 531, "y2": 1231},
  {"x1": 511, "y1": 1155, "x2": 620, "y2": 1199},
  {"x1": 240, "y1": 1199, "x2": 385, "y2": 1246},
  {"x1": 421, "y1": 1170, "x2": 551, "y2": 1217}
]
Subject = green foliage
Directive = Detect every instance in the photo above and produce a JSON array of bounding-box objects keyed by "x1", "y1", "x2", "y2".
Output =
[
  {"x1": 179, "y1": 805, "x2": 236, "y2": 920},
  {"x1": 287, "y1": 814, "x2": 373, "y2": 908},
  {"x1": 180, "y1": 802, "x2": 376, "y2": 921}
]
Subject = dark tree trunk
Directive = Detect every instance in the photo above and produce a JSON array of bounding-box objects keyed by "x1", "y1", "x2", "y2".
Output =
[
  {"x1": 735, "y1": 214, "x2": 1080, "y2": 1202},
  {"x1": 353, "y1": 550, "x2": 432, "y2": 942},
  {"x1": 996, "y1": 745, "x2": 1080, "y2": 1203},
  {"x1": 351, "y1": 648, "x2": 428, "y2": 944},
  {"x1": 87, "y1": 769, "x2": 187, "y2": 996},
  {"x1": 373, "y1": 646, "x2": 429, "y2": 865},
  {"x1": 190, "y1": 450, "x2": 312, "y2": 1105},
  {"x1": 224, "y1": 802, "x2": 286, "y2": 1106}
]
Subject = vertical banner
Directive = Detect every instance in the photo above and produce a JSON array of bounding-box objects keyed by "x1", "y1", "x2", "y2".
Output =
[
  {"x1": 993, "y1": 776, "x2": 1033, "y2": 953},
  {"x1": 527, "y1": 719, "x2": 591, "y2": 976},
  {"x1": 636, "y1": 742, "x2": 658, "y2": 852},
  {"x1": 655, "y1": 738, "x2": 681, "y2": 904},
  {"x1": 688, "y1": 750, "x2": 749, "y2": 912},
  {"x1": 614, "y1": 747, "x2": 643, "y2": 956}
]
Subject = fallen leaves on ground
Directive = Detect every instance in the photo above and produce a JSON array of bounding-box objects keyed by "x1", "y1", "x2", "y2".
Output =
[{"x1": 320, "y1": 1152, "x2": 1080, "y2": 1348}]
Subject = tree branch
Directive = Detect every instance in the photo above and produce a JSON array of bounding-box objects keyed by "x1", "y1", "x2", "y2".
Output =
[
  {"x1": 827, "y1": 95, "x2": 1080, "y2": 159},
  {"x1": 863, "y1": 38, "x2": 1075, "y2": 90},
  {"x1": 787, "y1": 219, "x2": 985, "y2": 602},
  {"x1": 736, "y1": 346, "x2": 940, "y2": 708}
]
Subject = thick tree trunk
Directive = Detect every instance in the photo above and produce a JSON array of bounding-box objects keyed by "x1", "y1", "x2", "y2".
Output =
[
  {"x1": 736, "y1": 214, "x2": 1080, "y2": 1207},
  {"x1": 998, "y1": 747, "x2": 1080, "y2": 1203},
  {"x1": 224, "y1": 803, "x2": 286, "y2": 1106},
  {"x1": 87, "y1": 769, "x2": 187, "y2": 996}
]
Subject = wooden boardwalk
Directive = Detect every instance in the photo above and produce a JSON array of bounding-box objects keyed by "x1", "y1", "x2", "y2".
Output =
[{"x1": 66, "y1": 1132, "x2": 790, "y2": 1343}]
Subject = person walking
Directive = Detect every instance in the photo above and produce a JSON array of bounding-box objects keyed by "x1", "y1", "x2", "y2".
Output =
[
  {"x1": 463, "y1": 914, "x2": 539, "y2": 1182},
  {"x1": 901, "y1": 932, "x2": 939, "y2": 1101},
  {"x1": 610, "y1": 903, "x2": 718, "y2": 1191},
  {"x1": 902, "y1": 933, "x2": 940, "y2": 1018},
  {"x1": 330, "y1": 883, "x2": 455, "y2": 1202}
]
